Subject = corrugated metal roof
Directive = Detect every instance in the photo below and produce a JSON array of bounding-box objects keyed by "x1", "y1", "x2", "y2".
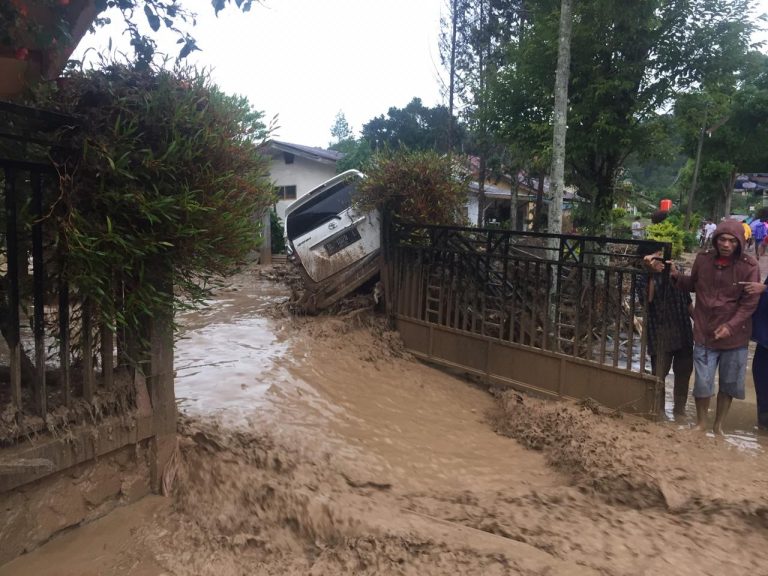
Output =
[{"x1": 261, "y1": 140, "x2": 344, "y2": 164}]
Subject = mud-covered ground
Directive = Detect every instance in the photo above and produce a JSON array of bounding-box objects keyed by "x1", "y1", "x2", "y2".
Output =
[{"x1": 3, "y1": 264, "x2": 768, "y2": 576}]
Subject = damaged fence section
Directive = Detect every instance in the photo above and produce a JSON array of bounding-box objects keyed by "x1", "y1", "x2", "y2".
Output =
[{"x1": 387, "y1": 222, "x2": 671, "y2": 415}]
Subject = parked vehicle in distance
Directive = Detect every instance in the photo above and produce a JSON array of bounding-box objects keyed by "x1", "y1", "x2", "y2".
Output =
[{"x1": 284, "y1": 170, "x2": 381, "y2": 311}]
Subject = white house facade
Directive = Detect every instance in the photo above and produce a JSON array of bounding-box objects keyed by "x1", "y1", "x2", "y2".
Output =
[{"x1": 261, "y1": 140, "x2": 344, "y2": 223}]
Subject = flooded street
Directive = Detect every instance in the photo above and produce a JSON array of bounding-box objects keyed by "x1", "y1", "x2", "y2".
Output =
[{"x1": 4, "y1": 265, "x2": 768, "y2": 576}]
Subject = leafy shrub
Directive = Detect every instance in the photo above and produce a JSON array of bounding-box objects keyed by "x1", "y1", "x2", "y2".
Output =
[
  {"x1": 40, "y1": 62, "x2": 274, "y2": 328},
  {"x1": 611, "y1": 207, "x2": 627, "y2": 222},
  {"x1": 646, "y1": 220, "x2": 685, "y2": 258},
  {"x1": 353, "y1": 149, "x2": 470, "y2": 225},
  {"x1": 270, "y1": 210, "x2": 286, "y2": 254}
]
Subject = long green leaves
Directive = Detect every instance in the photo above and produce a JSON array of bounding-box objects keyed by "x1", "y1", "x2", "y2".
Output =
[{"x1": 40, "y1": 62, "x2": 274, "y2": 332}]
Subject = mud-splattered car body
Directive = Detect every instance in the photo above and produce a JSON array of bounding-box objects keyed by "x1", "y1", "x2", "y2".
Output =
[{"x1": 285, "y1": 170, "x2": 381, "y2": 311}]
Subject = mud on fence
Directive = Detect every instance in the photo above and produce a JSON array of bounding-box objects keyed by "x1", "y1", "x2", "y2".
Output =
[
  {"x1": 0, "y1": 102, "x2": 175, "y2": 499},
  {"x1": 386, "y1": 222, "x2": 671, "y2": 416}
]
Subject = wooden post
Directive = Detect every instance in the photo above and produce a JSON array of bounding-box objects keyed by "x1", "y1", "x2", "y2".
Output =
[{"x1": 147, "y1": 267, "x2": 177, "y2": 492}]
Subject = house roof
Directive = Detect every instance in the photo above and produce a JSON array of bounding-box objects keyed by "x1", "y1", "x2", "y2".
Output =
[
  {"x1": 261, "y1": 140, "x2": 344, "y2": 164},
  {"x1": 468, "y1": 180, "x2": 578, "y2": 202},
  {"x1": 469, "y1": 181, "x2": 536, "y2": 200}
]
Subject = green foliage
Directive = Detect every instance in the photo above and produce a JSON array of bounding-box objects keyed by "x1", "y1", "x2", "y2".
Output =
[
  {"x1": 488, "y1": 0, "x2": 755, "y2": 231},
  {"x1": 41, "y1": 61, "x2": 273, "y2": 329},
  {"x1": 270, "y1": 210, "x2": 286, "y2": 254},
  {"x1": 329, "y1": 110, "x2": 352, "y2": 145},
  {"x1": 361, "y1": 98, "x2": 458, "y2": 154},
  {"x1": 353, "y1": 149, "x2": 470, "y2": 225},
  {"x1": 334, "y1": 138, "x2": 372, "y2": 173},
  {"x1": 646, "y1": 219, "x2": 686, "y2": 258}
]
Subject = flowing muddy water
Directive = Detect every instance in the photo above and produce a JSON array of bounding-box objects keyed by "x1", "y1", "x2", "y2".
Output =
[{"x1": 4, "y1": 264, "x2": 768, "y2": 576}]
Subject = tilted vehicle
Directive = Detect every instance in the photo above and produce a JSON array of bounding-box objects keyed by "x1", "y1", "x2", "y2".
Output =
[{"x1": 284, "y1": 170, "x2": 381, "y2": 311}]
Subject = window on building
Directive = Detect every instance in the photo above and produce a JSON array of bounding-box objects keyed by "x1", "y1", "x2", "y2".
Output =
[
  {"x1": 283, "y1": 152, "x2": 295, "y2": 164},
  {"x1": 276, "y1": 185, "x2": 297, "y2": 200}
]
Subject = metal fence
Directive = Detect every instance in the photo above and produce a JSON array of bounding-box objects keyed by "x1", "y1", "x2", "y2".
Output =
[
  {"x1": 388, "y1": 222, "x2": 671, "y2": 415},
  {"x1": 0, "y1": 102, "x2": 134, "y2": 444}
]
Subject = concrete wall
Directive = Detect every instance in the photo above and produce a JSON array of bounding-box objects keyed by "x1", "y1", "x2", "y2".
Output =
[
  {"x1": 269, "y1": 154, "x2": 338, "y2": 223},
  {"x1": 0, "y1": 439, "x2": 152, "y2": 565},
  {"x1": 0, "y1": 312, "x2": 176, "y2": 567}
]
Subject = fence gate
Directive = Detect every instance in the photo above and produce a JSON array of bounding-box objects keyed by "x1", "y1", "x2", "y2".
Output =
[{"x1": 385, "y1": 222, "x2": 671, "y2": 416}]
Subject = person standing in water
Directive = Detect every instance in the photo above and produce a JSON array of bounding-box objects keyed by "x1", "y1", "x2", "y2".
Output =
[{"x1": 650, "y1": 220, "x2": 760, "y2": 434}]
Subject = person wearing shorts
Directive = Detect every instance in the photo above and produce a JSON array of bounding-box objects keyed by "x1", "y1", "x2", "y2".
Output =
[{"x1": 660, "y1": 219, "x2": 760, "y2": 433}]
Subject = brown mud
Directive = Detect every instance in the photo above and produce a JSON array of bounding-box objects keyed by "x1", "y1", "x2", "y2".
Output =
[{"x1": 3, "y1": 263, "x2": 768, "y2": 575}]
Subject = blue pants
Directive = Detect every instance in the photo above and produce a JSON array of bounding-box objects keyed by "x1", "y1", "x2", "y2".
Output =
[{"x1": 751, "y1": 344, "x2": 768, "y2": 428}]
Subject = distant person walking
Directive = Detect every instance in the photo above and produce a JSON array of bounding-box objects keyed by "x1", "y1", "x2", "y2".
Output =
[
  {"x1": 704, "y1": 219, "x2": 717, "y2": 247},
  {"x1": 637, "y1": 244, "x2": 694, "y2": 416},
  {"x1": 631, "y1": 216, "x2": 645, "y2": 240},
  {"x1": 751, "y1": 218, "x2": 767, "y2": 258},
  {"x1": 742, "y1": 219, "x2": 753, "y2": 250},
  {"x1": 662, "y1": 220, "x2": 760, "y2": 434}
]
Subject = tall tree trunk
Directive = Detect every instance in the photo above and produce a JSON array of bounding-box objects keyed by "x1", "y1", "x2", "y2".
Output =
[
  {"x1": 447, "y1": 0, "x2": 459, "y2": 153},
  {"x1": 723, "y1": 169, "x2": 737, "y2": 219},
  {"x1": 477, "y1": 157, "x2": 487, "y2": 227},
  {"x1": 684, "y1": 111, "x2": 708, "y2": 231},
  {"x1": 548, "y1": 0, "x2": 573, "y2": 236}
]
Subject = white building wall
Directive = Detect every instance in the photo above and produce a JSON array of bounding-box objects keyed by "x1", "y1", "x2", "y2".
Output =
[
  {"x1": 466, "y1": 195, "x2": 479, "y2": 227},
  {"x1": 269, "y1": 155, "x2": 338, "y2": 223}
]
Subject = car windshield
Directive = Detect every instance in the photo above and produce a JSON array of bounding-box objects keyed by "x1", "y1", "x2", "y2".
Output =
[{"x1": 286, "y1": 178, "x2": 357, "y2": 240}]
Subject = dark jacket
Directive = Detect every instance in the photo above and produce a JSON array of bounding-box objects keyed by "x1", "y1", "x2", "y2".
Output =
[
  {"x1": 675, "y1": 219, "x2": 760, "y2": 349},
  {"x1": 752, "y1": 277, "x2": 768, "y2": 348}
]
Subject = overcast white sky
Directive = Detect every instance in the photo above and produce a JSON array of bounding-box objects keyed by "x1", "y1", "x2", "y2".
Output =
[
  {"x1": 73, "y1": 0, "x2": 768, "y2": 149},
  {"x1": 73, "y1": 0, "x2": 447, "y2": 148}
]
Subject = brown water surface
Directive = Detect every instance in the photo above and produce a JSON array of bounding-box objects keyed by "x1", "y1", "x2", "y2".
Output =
[{"x1": 4, "y1": 265, "x2": 768, "y2": 576}]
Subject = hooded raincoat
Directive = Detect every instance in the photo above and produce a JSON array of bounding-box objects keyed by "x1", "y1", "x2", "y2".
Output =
[{"x1": 674, "y1": 219, "x2": 760, "y2": 349}]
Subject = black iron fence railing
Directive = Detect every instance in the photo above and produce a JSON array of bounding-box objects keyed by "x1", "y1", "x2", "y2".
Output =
[
  {"x1": 0, "y1": 102, "x2": 139, "y2": 444},
  {"x1": 388, "y1": 222, "x2": 673, "y2": 378}
]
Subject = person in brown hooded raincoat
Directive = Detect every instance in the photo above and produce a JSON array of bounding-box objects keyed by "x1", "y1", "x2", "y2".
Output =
[{"x1": 648, "y1": 219, "x2": 760, "y2": 433}]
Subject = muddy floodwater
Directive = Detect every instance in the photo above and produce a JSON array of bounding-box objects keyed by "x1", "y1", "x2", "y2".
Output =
[{"x1": 4, "y1": 265, "x2": 768, "y2": 576}]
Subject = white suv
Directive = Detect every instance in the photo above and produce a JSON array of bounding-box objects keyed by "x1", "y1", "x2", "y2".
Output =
[{"x1": 284, "y1": 170, "x2": 381, "y2": 311}]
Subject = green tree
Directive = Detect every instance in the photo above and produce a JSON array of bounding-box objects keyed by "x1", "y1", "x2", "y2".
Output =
[
  {"x1": 361, "y1": 97, "x2": 458, "y2": 153},
  {"x1": 440, "y1": 0, "x2": 526, "y2": 225},
  {"x1": 489, "y1": 0, "x2": 755, "y2": 233},
  {"x1": 674, "y1": 52, "x2": 768, "y2": 220},
  {"x1": 329, "y1": 110, "x2": 352, "y2": 145}
]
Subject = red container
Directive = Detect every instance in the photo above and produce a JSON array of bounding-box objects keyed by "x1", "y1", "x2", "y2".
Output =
[{"x1": 659, "y1": 198, "x2": 672, "y2": 212}]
